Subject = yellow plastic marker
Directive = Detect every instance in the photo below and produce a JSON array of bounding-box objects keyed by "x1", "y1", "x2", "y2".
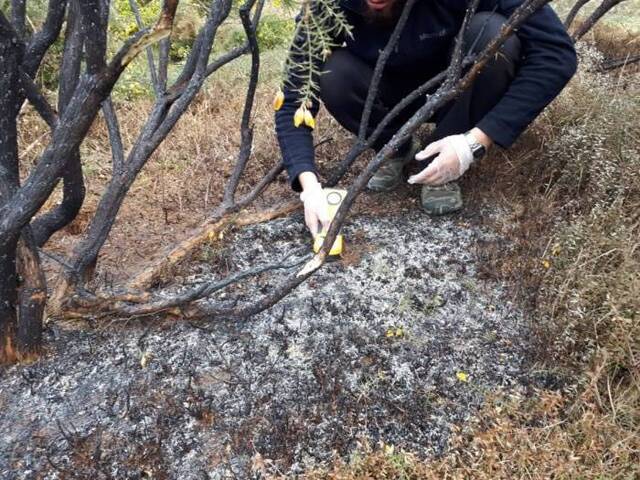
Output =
[{"x1": 312, "y1": 188, "x2": 347, "y2": 257}]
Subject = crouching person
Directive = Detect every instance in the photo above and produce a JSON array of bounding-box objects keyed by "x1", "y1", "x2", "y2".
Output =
[{"x1": 275, "y1": 0, "x2": 577, "y2": 234}]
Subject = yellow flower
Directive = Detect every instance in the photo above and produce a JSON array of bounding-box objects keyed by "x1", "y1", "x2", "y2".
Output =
[
  {"x1": 456, "y1": 371, "x2": 469, "y2": 382},
  {"x1": 385, "y1": 329, "x2": 395, "y2": 338},
  {"x1": 303, "y1": 109, "x2": 315, "y2": 129},
  {"x1": 542, "y1": 259, "x2": 551, "y2": 269},
  {"x1": 140, "y1": 351, "x2": 152, "y2": 368},
  {"x1": 395, "y1": 327, "x2": 404, "y2": 337},
  {"x1": 294, "y1": 105, "x2": 305, "y2": 127},
  {"x1": 273, "y1": 89, "x2": 284, "y2": 111}
]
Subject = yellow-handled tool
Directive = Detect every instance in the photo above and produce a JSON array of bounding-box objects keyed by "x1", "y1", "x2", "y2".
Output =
[{"x1": 313, "y1": 188, "x2": 346, "y2": 257}]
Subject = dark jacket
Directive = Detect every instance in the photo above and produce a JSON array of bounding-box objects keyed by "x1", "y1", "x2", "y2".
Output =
[{"x1": 276, "y1": 0, "x2": 578, "y2": 191}]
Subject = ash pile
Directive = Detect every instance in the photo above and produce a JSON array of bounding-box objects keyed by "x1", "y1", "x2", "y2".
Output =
[{"x1": 1, "y1": 211, "x2": 531, "y2": 479}]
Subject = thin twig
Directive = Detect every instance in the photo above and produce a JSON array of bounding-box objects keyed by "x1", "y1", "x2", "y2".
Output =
[
  {"x1": 222, "y1": 0, "x2": 265, "y2": 206},
  {"x1": 101, "y1": 97, "x2": 126, "y2": 174},
  {"x1": 357, "y1": 0, "x2": 417, "y2": 141},
  {"x1": 128, "y1": 0, "x2": 161, "y2": 96},
  {"x1": 565, "y1": 0, "x2": 592, "y2": 28}
]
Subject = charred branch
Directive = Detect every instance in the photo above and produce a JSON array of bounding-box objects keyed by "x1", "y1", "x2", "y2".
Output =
[
  {"x1": 62, "y1": 248, "x2": 308, "y2": 319},
  {"x1": 0, "y1": 16, "x2": 23, "y2": 361},
  {"x1": 102, "y1": 97, "x2": 126, "y2": 174},
  {"x1": 23, "y1": 0, "x2": 68, "y2": 78},
  {"x1": 10, "y1": 0, "x2": 26, "y2": 39},
  {"x1": 79, "y1": 0, "x2": 109, "y2": 74},
  {"x1": 31, "y1": 0, "x2": 85, "y2": 247},
  {"x1": 0, "y1": 3, "x2": 181, "y2": 251},
  {"x1": 19, "y1": 70, "x2": 58, "y2": 129},
  {"x1": 358, "y1": 0, "x2": 417, "y2": 142},
  {"x1": 565, "y1": 0, "x2": 592, "y2": 28},
  {"x1": 222, "y1": 0, "x2": 264, "y2": 206},
  {"x1": 599, "y1": 53, "x2": 640, "y2": 70},
  {"x1": 128, "y1": 0, "x2": 161, "y2": 96},
  {"x1": 572, "y1": 0, "x2": 628, "y2": 41}
]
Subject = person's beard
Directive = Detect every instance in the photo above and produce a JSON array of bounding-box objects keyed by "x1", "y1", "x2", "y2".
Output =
[{"x1": 363, "y1": 0, "x2": 406, "y2": 27}]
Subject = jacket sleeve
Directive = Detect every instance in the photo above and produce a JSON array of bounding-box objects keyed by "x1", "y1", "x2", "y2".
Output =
[
  {"x1": 477, "y1": 0, "x2": 578, "y2": 148},
  {"x1": 275, "y1": 12, "x2": 325, "y2": 192}
]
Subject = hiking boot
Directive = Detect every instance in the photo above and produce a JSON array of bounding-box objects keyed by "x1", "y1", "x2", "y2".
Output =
[
  {"x1": 367, "y1": 138, "x2": 421, "y2": 192},
  {"x1": 421, "y1": 182, "x2": 463, "y2": 216}
]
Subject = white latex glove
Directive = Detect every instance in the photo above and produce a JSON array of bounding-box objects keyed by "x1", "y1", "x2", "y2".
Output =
[
  {"x1": 408, "y1": 134, "x2": 474, "y2": 186},
  {"x1": 299, "y1": 181, "x2": 330, "y2": 237}
]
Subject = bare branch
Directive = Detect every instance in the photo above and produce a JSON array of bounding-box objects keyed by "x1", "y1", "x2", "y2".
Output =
[
  {"x1": 565, "y1": 0, "x2": 593, "y2": 28},
  {"x1": 234, "y1": 161, "x2": 285, "y2": 210},
  {"x1": 128, "y1": 200, "x2": 299, "y2": 290},
  {"x1": 64, "y1": 248, "x2": 308, "y2": 319},
  {"x1": 446, "y1": 0, "x2": 481, "y2": 85},
  {"x1": 102, "y1": 97, "x2": 126, "y2": 174},
  {"x1": 599, "y1": 53, "x2": 640, "y2": 71},
  {"x1": 11, "y1": 0, "x2": 26, "y2": 39},
  {"x1": 23, "y1": 0, "x2": 68, "y2": 77},
  {"x1": 204, "y1": 0, "x2": 265, "y2": 78},
  {"x1": 158, "y1": 38, "x2": 170, "y2": 92},
  {"x1": 121, "y1": 0, "x2": 179, "y2": 68},
  {"x1": 19, "y1": 69, "x2": 58, "y2": 129},
  {"x1": 128, "y1": 0, "x2": 161, "y2": 96},
  {"x1": 222, "y1": 0, "x2": 264, "y2": 206},
  {"x1": 572, "y1": 0, "x2": 628, "y2": 41},
  {"x1": 358, "y1": 0, "x2": 417, "y2": 141}
]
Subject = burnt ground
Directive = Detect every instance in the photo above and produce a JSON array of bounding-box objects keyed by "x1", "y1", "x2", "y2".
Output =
[{"x1": 0, "y1": 207, "x2": 546, "y2": 479}]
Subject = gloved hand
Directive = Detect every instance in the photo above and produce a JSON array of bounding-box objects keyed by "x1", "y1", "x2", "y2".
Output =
[
  {"x1": 408, "y1": 134, "x2": 474, "y2": 186},
  {"x1": 300, "y1": 180, "x2": 330, "y2": 237}
]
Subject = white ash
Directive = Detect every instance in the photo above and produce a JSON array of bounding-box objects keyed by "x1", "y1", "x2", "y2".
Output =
[{"x1": 0, "y1": 210, "x2": 552, "y2": 479}]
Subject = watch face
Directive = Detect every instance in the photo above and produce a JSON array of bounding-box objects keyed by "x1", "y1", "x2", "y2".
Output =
[
  {"x1": 465, "y1": 132, "x2": 486, "y2": 160},
  {"x1": 469, "y1": 143, "x2": 484, "y2": 159}
]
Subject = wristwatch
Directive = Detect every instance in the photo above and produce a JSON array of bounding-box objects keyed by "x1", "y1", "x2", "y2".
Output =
[{"x1": 464, "y1": 131, "x2": 487, "y2": 161}]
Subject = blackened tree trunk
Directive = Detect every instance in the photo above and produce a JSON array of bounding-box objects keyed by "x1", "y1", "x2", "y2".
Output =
[
  {"x1": 0, "y1": 18, "x2": 22, "y2": 362},
  {"x1": 16, "y1": 230, "x2": 47, "y2": 359}
]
